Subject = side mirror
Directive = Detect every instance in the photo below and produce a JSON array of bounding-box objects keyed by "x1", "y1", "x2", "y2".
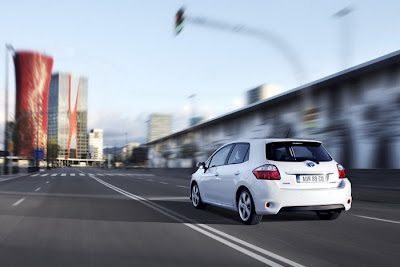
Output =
[{"x1": 196, "y1": 162, "x2": 205, "y2": 168}]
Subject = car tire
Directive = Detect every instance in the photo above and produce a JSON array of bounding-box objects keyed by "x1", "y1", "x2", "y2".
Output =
[
  {"x1": 237, "y1": 189, "x2": 263, "y2": 225},
  {"x1": 191, "y1": 183, "x2": 206, "y2": 209},
  {"x1": 316, "y1": 210, "x2": 341, "y2": 220}
]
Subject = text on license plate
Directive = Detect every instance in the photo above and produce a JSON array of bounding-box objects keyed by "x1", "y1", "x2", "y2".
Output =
[{"x1": 297, "y1": 175, "x2": 325, "y2": 183}]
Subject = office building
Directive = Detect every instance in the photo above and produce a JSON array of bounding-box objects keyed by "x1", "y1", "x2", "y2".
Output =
[
  {"x1": 88, "y1": 129, "x2": 103, "y2": 160},
  {"x1": 147, "y1": 113, "x2": 172, "y2": 142},
  {"x1": 48, "y1": 72, "x2": 88, "y2": 160},
  {"x1": 122, "y1": 142, "x2": 140, "y2": 161},
  {"x1": 246, "y1": 84, "x2": 282, "y2": 105},
  {"x1": 14, "y1": 51, "x2": 53, "y2": 158},
  {"x1": 189, "y1": 116, "x2": 206, "y2": 126}
]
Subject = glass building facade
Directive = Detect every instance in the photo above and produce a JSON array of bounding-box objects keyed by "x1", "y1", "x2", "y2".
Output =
[
  {"x1": 147, "y1": 113, "x2": 172, "y2": 142},
  {"x1": 48, "y1": 72, "x2": 88, "y2": 159}
]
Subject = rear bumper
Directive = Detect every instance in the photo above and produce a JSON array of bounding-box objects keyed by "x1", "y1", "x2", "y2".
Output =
[
  {"x1": 280, "y1": 204, "x2": 345, "y2": 212},
  {"x1": 252, "y1": 179, "x2": 352, "y2": 215}
]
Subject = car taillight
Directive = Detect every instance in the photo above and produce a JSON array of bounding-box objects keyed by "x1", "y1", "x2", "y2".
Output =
[
  {"x1": 252, "y1": 164, "x2": 281, "y2": 180},
  {"x1": 337, "y1": 164, "x2": 347, "y2": 179}
]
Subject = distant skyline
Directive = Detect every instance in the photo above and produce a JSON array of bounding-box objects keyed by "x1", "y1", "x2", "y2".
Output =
[{"x1": 1, "y1": 0, "x2": 400, "y2": 148}]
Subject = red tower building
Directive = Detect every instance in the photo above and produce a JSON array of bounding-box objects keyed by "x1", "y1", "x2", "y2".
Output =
[
  {"x1": 66, "y1": 75, "x2": 80, "y2": 159},
  {"x1": 14, "y1": 51, "x2": 53, "y2": 158}
]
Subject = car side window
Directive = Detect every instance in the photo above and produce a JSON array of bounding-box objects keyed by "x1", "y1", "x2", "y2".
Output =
[
  {"x1": 228, "y1": 143, "x2": 250, "y2": 164},
  {"x1": 243, "y1": 149, "x2": 249, "y2": 162},
  {"x1": 209, "y1": 145, "x2": 233, "y2": 167},
  {"x1": 205, "y1": 158, "x2": 211, "y2": 168}
]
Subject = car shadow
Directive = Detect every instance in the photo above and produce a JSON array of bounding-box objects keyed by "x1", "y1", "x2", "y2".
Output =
[
  {"x1": 200, "y1": 205, "x2": 319, "y2": 223},
  {"x1": 156, "y1": 201, "x2": 320, "y2": 224}
]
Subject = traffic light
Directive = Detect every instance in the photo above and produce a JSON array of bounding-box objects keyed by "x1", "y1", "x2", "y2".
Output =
[
  {"x1": 175, "y1": 8, "x2": 185, "y2": 35},
  {"x1": 9, "y1": 141, "x2": 14, "y2": 152}
]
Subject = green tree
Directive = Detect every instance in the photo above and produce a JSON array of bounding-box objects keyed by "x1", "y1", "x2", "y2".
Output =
[
  {"x1": 131, "y1": 146, "x2": 148, "y2": 166},
  {"x1": 46, "y1": 137, "x2": 60, "y2": 168}
]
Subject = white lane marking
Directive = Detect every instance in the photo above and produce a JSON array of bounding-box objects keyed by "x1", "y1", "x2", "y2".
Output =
[
  {"x1": 46, "y1": 181, "x2": 49, "y2": 184},
  {"x1": 354, "y1": 215, "x2": 400, "y2": 225},
  {"x1": 41, "y1": 174, "x2": 49, "y2": 177},
  {"x1": 138, "y1": 177, "x2": 143, "y2": 180},
  {"x1": 184, "y1": 223, "x2": 285, "y2": 266},
  {"x1": 117, "y1": 174, "x2": 126, "y2": 176},
  {"x1": 197, "y1": 223, "x2": 303, "y2": 266},
  {"x1": 105, "y1": 174, "x2": 114, "y2": 176},
  {"x1": 87, "y1": 173, "x2": 93, "y2": 175},
  {"x1": 97, "y1": 174, "x2": 105, "y2": 176},
  {"x1": 79, "y1": 173, "x2": 85, "y2": 176},
  {"x1": 176, "y1": 185, "x2": 189, "y2": 189},
  {"x1": 89, "y1": 175, "x2": 302, "y2": 267},
  {"x1": 12, "y1": 198, "x2": 26, "y2": 206},
  {"x1": 31, "y1": 174, "x2": 40, "y2": 177},
  {"x1": 158, "y1": 182, "x2": 168, "y2": 185},
  {"x1": 147, "y1": 179, "x2": 154, "y2": 182},
  {"x1": 61, "y1": 173, "x2": 66, "y2": 177},
  {"x1": 147, "y1": 196, "x2": 190, "y2": 201},
  {"x1": 51, "y1": 174, "x2": 57, "y2": 176},
  {"x1": 35, "y1": 187, "x2": 41, "y2": 192},
  {"x1": 70, "y1": 173, "x2": 76, "y2": 176}
]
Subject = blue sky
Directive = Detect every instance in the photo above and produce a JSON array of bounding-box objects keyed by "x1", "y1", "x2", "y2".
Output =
[{"x1": 1, "y1": 0, "x2": 400, "y2": 147}]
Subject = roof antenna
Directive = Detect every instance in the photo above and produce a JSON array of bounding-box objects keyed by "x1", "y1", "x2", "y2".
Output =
[{"x1": 286, "y1": 128, "x2": 291, "y2": 138}]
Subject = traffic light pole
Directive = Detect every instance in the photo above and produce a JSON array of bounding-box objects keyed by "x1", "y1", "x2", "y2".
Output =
[
  {"x1": 183, "y1": 16, "x2": 307, "y2": 84},
  {"x1": 3, "y1": 45, "x2": 9, "y2": 175},
  {"x1": 3, "y1": 45, "x2": 15, "y2": 174},
  {"x1": 175, "y1": 9, "x2": 313, "y2": 134}
]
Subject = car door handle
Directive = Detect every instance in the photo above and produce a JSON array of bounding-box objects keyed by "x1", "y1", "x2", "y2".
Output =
[{"x1": 234, "y1": 171, "x2": 240, "y2": 176}]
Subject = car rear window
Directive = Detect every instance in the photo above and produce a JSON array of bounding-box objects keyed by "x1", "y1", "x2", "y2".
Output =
[{"x1": 265, "y1": 141, "x2": 332, "y2": 162}]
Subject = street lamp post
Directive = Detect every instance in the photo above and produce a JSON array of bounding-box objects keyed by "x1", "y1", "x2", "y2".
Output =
[
  {"x1": 333, "y1": 6, "x2": 354, "y2": 69},
  {"x1": 188, "y1": 94, "x2": 196, "y2": 126},
  {"x1": 3, "y1": 44, "x2": 15, "y2": 175}
]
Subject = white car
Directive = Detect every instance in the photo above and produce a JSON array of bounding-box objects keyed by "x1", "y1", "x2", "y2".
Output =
[{"x1": 190, "y1": 139, "x2": 352, "y2": 225}]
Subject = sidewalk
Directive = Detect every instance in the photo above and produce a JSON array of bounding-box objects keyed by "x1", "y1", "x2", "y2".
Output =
[
  {"x1": 0, "y1": 167, "x2": 41, "y2": 182},
  {"x1": 0, "y1": 173, "x2": 28, "y2": 182}
]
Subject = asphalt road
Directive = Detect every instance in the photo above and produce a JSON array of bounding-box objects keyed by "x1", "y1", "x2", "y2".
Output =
[{"x1": 0, "y1": 167, "x2": 398, "y2": 266}]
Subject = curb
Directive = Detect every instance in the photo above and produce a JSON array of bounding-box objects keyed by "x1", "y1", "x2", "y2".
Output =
[{"x1": 0, "y1": 173, "x2": 29, "y2": 182}]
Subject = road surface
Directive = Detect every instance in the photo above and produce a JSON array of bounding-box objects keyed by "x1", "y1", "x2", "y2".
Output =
[{"x1": 0, "y1": 167, "x2": 398, "y2": 266}]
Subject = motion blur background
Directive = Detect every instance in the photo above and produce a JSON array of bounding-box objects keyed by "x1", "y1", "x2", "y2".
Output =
[{"x1": 1, "y1": 0, "x2": 400, "y2": 170}]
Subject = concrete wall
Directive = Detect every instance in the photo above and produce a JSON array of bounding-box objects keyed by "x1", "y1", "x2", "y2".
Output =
[{"x1": 148, "y1": 54, "x2": 400, "y2": 169}]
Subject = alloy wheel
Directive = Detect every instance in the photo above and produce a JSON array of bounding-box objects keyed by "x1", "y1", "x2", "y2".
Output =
[
  {"x1": 238, "y1": 191, "x2": 251, "y2": 221},
  {"x1": 192, "y1": 184, "x2": 200, "y2": 207}
]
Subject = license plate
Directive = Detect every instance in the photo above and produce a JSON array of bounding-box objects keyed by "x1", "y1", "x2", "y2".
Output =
[{"x1": 296, "y1": 175, "x2": 325, "y2": 183}]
